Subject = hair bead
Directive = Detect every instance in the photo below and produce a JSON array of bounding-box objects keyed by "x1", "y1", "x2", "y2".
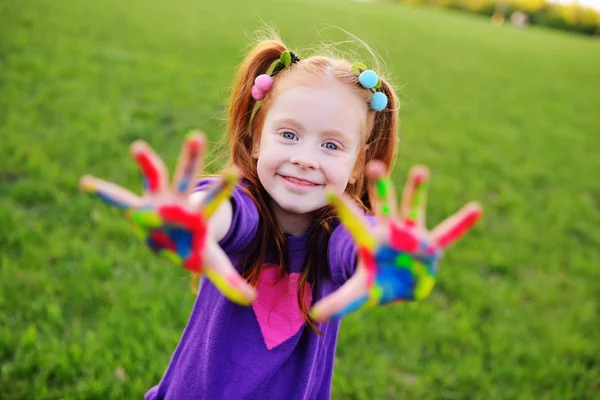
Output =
[
  {"x1": 254, "y1": 74, "x2": 274, "y2": 92},
  {"x1": 371, "y1": 92, "x2": 388, "y2": 112},
  {"x1": 359, "y1": 70, "x2": 379, "y2": 89},
  {"x1": 251, "y1": 85, "x2": 265, "y2": 101}
]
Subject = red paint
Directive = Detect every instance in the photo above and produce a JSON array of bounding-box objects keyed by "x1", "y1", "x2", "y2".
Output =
[
  {"x1": 187, "y1": 137, "x2": 201, "y2": 152},
  {"x1": 150, "y1": 231, "x2": 177, "y2": 252},
  {"x1": 186, "y1": 225, "x2": 207, "y2": 272},
  {"x1": 389, "y1": 223, "x2": 419, "y2": 253},
  {"x1": 135, "y1": 152, "x2": 160, "y2": 192},
  {"x1": 405, "y1": 219, "x2": 416, "y2": 228},
  {"x1": 158, "y1": 205, "x2": 205, "y2": 234},
  {"x1": 413, "y1": 173, "x2": 425, "y2": 186},
  {"x1": 359, "y1": 247, "x2": 377, "y2": 287},
  {"x1": 184, "y1": 250, "x2": 202, "y2": 273},
  {"x1": 437, "y1": 208, "x2": 482, "y2": 248},
  {"x1": 154, "y1": 204, "x2": 208, "y2": 272}
]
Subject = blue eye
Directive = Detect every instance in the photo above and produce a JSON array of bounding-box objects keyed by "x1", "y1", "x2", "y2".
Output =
[
  {"x1": 282, "y1": 132, "x2": 297, "y2": 140},
  {"x1": 323, "y1": 142, "x2": 338, "y2": 150}
]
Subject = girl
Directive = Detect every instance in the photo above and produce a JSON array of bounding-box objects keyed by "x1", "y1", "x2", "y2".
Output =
[{"x1": 80, "y1": 36, "x2": 482, "y2": 399}]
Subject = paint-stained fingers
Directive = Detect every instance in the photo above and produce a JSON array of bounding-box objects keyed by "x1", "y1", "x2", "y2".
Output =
[
  {"x1": 310, "y1": 267, "x2": 370, "y2": 322},
  {"x1": 367, "y1": 160, "x2": 398, "y2": 224},
  {"x1": 173, "y1": 132, "x2": 207, "y2": 196},
  {"x1": 326, "y1": 189, "x2": 376, "y2": 251},
  {"x1": 202, "y1": 239, "x2": 256, "y2": 305},
  {"x1": 200, "y1": 166, "x2": 240, "y2": 218},
  {"x1": 79, "y1": 175, "x2": 144, "y2": 210},
  {"x1": 130, "y1": 140, "x2": 169, "y2": 194},
  {"x1": 399, "y1": 165, "x2": 430, "y2": 229},
  {"x1": 430, "y1": 202, "x2": 483, "y2": 250}
]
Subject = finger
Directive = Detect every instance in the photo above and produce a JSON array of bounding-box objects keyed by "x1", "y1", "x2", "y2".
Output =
[
  {"x1": 430, "y1": 202, "x2": 483, "y2": 250},
  {"x1": 201, "y1": 167, "x2": 240, "y2": 218},
  {"x1": 367, "y1": 160, "x2": 397, "y2": 223},
  {"x1": 79, "y1": 175, "x2": 144, "y2": 210},
  {"x1": 326, "y1": 189, "x2": 376, "y2": 251},
  {"x1": 400, "y1": 165, "x2": 429, "y2": 229},
  {"x1": 202, "y1": 239, "x2": 257, "y2": 305},
  {"x1": 173, "y1": 132, "x2": 206, "y2": 196},
  {"x1": 130, "y1": 141, "x2": 168, "y2": 194},
  {"x1": 310, "y1": 268, "x2": 369, "y2": 322}
]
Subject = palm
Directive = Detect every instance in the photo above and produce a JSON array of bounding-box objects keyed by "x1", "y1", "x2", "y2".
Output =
[
  {"x1": 79, "y1": 133, "x2": 256, "y2": 305},
  {"x1": 311, "y1": 161, "x2": 482, "y2": 321}
]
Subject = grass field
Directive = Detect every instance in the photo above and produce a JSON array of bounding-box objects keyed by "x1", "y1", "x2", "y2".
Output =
[{"x1": 1, "y1": 0, "x2": 599, "y2": 398}]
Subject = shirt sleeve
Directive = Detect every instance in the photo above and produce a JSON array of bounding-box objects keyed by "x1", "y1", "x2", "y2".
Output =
[
  {"x1": 194, "y1": 179, "x2": 259, "y2": 256},
  {"x1": 327, "y1": 215, "x2": 377, "y2": 285}
]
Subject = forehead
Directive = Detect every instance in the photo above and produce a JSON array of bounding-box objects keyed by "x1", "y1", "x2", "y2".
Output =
[{"x1": 265, "y1": 74, "x2": 368, "y2": 138}]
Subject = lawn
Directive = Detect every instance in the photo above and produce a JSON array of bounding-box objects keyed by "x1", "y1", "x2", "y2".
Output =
[{"x1": 1, "y1": 0, "x2": 599, "y2": 398}]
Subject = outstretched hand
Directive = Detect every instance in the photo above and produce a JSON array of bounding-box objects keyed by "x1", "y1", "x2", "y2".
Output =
[
  {"x1": 311, "y1": 161, "x2": 482, "y2": 322},
  {"x1": 79, "y1": 133, "x2": 256, "y2": 305}
]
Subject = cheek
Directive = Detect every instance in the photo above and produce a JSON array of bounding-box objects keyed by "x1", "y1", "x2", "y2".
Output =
[
  {"x1": 326, "y1": 157, "x2": 356, "y2": 188},
  {"x1": 256, "y1": 147, "x2": 283, "y2": 184}
]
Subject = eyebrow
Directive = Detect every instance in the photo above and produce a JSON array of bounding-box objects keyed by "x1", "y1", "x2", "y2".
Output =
[
  {"x1": 275, "y1": 118, "x2": 354, "y2": 142},
  {"x1": 275, "y1": 118, "x2": 304, "y2": 131}
]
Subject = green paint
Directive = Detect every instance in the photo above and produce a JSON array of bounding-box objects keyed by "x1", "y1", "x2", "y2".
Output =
[
  {"x1": 415, "y1": 276, "x2": 435, "y2": 300},
  {"x1": 381, "y1": 204, "x2": 390, "y2": 217},
  {"x1": 159, "y1": 250, "x2": 182, "y2": 265},
  {"x1": 376, "y1": 178, "x2": 389, "y2": 200},
  {"x1": 131, "y1": 210, "x2": 162, "y2": 229},
  {"x1": 368, "y1": 285, "x2": 383, "y2": 306},
  {"x1": 395, "y1": 253, "x2": 413, "y2": 270}
]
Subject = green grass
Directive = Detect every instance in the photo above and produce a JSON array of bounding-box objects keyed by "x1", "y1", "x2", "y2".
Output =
[{"x1": 1, "y1": 0, "x2": 599, "y2": 398}]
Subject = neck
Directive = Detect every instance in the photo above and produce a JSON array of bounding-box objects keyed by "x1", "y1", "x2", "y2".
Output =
[{"x1": 270, "y1": 201, "x2": 311, "y2": 236}]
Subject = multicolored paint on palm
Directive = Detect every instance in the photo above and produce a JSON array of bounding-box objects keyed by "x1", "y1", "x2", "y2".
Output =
[
  {"x1": 79, "y1": 133, "x2": 256, "y2": 305},
  {"x1": 311, "y1": 162, "x2": 483, "y2": 322}
]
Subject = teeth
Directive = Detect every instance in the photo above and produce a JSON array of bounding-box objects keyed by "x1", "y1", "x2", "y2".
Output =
[{"x1": 286, "y1": 176, "x2": 313, "y2": 186}]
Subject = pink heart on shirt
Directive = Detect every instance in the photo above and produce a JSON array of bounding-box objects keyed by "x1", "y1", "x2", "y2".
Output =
[{"x1": 252, "y1": 264, "x2": 312, "y2": 350}]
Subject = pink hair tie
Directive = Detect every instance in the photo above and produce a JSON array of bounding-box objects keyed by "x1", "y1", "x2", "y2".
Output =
[
  {"x1": 251, "y1": 74, "x2": 274, "y2": 101},
  {"x1": 250, "y1": 51, "x2": 300, "y2": 101}
]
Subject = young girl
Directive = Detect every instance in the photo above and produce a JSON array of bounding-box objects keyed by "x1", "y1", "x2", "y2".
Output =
[{"x1": 80, "y1": 36, "x2": 482, "y2": 399}]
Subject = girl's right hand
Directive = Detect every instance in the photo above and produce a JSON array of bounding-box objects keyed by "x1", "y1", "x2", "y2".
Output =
[{"x1": 79, "y1": 132, "x2": 257, "y2": 305}]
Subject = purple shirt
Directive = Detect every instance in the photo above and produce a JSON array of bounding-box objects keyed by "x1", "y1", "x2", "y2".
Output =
[{"x1": 145, "y1": 182, "x2": 372, "y2": 399}]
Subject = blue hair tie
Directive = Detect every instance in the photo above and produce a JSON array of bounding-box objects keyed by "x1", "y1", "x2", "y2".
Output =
[{"x1": 354, "y1": 65, "x2": 388, "y2": 112}]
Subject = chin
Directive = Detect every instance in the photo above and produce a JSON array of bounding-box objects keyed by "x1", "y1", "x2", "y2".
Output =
[{"x1": 276, "y1": 199, "x2": 323, "y2": 215}]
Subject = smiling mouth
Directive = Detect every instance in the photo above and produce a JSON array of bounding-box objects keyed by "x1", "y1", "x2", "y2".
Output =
[{"x1": 278, "y1": 175, "x2": 322, "y2": 187}]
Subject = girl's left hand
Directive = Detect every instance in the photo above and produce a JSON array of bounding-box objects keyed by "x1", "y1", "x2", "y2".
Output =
[{"x1": 310, "y1": 161, "x2": 483, "y2": 322}]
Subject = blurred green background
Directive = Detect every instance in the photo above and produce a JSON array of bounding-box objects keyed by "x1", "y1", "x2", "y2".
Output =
[{"x1": 1, "y1": 0, "x2": 599, "y2": 398}]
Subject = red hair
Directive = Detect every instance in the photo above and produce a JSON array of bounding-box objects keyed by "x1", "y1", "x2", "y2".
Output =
[{"x1": 224, "y1": 38, "x2": 399, "y2": 332}]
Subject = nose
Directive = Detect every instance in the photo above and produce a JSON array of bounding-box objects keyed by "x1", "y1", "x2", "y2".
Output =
[{"x1": 289, "y1": 153, "x2": 318, "y2": 170}]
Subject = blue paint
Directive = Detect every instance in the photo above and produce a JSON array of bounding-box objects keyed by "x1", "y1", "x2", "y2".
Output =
[{"x1": 96, "y1": 192, "x2": 128, "y2": 210}]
